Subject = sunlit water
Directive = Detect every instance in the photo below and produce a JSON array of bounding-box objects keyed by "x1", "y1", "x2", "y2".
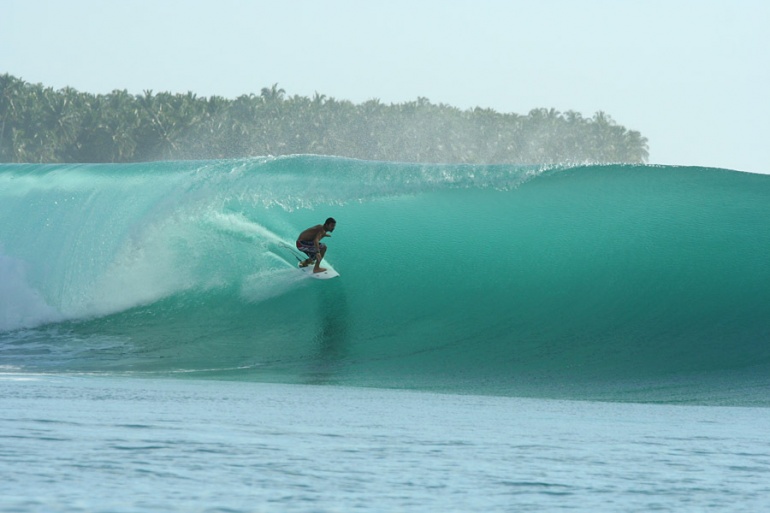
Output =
[
  {"x1": 2, "y1": 157, "x2": 770, "y2": 511},
  {"x1": 2, "y1": 374, "x2": 769, "y2": 512}
]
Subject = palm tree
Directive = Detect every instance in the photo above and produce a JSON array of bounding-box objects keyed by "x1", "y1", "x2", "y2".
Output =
[{"x1": 0, "y1": 73, "x2": 650, "y2": 165}]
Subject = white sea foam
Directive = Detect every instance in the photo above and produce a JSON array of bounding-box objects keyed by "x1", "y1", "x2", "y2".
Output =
[{"x1": 0, "y1": 249, "x2": 63, "y2": 332}]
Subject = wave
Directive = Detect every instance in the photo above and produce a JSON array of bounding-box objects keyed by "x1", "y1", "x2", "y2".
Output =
[{"x1": 1, "y1": 156, "x2": 769, "y2": 404}]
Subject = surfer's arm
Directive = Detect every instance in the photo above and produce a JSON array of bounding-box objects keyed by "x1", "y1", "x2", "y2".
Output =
[{"x1": 313, "y1": 231, "x2": 326, "y2": 251}]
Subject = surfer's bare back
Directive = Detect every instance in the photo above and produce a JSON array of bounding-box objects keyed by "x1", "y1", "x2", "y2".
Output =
[{"x1": 296, "y1": 218, "x2": 336, "y2": 273}]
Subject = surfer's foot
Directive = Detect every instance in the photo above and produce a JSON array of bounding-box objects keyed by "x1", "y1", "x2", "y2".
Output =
[
  {"x1": 313, "y1": 267, "x2": 327, "y2": 273},
  {"x1": 299, "y1": 259, "x2": 313, "y2": 268}
]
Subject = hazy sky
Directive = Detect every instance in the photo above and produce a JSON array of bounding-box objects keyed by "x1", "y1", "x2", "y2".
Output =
[{"x1": 2, "y1": 0, "x2": 769, "y2": 173}]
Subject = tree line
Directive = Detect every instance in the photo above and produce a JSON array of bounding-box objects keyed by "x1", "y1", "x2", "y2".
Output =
[{"x1": 0, "y1": 73, "x2": 648, "y2": 165}]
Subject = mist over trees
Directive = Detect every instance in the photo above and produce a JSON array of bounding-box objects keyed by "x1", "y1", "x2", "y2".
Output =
[{"x1": 1, "y1": 74, "x2": 648, "y2": 165}]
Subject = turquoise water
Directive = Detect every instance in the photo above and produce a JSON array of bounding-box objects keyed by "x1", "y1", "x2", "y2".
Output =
[
  {"x1": 2, "y1": 156, "x2": 768, "y2": 403},
  {"x1": 1, "y1": 157, "x2": 770, "y2": 511}
]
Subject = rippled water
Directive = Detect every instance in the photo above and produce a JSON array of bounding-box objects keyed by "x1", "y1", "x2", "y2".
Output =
[{"x1": 2, "y1": 375, "x2": 769, "y2": 512}]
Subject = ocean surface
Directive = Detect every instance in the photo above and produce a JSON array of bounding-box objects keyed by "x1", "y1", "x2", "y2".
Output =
[{"x1": 1, "y1": 156, "x2": 769, "y2": 511}]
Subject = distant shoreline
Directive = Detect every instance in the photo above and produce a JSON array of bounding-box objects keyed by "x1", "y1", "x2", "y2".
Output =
[{"x1": 1, "y1": 73, "x2": 648, "y2": 165}]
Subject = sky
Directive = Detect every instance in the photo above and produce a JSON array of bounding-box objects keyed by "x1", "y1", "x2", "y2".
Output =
[{"x1": 2, "y1": 0, "x2": 769, "y2": 174}]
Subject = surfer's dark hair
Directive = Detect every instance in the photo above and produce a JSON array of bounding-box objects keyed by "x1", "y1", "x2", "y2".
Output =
[{"x1": 325, "y1": 217, "x2": 336, "y2": 225}]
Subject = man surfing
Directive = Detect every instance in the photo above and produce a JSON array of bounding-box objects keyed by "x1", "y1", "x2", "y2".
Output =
[{"x1": 296, "y1": 217, "x2": 336, "y2": 273}]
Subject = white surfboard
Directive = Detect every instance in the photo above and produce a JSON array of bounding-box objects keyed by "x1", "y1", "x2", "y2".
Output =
[{"x1": 299, "y1": 264, "x2": 340, "y2": 280}]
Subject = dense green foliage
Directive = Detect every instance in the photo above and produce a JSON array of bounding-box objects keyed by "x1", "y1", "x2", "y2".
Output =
[{"x1": 1, "y1": 74, "x2": 648, "y2": 164}]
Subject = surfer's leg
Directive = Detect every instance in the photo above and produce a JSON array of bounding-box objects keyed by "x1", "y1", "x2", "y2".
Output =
[
  {"x1": 299, "y1": 250, "x2": 315, "y2": 268},
  {"x1": 313, "y1": 245, "x2": 328, "y2": 273}
]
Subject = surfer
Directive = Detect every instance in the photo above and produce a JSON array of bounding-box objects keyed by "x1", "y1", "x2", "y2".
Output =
[{"x1": 296, "y1": 218, "x2": 336, "y2": 273}]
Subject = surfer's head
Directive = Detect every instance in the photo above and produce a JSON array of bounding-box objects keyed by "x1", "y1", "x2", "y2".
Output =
[{"x1": 325, "y1": 217, "x2": 336, "y2": 232}]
